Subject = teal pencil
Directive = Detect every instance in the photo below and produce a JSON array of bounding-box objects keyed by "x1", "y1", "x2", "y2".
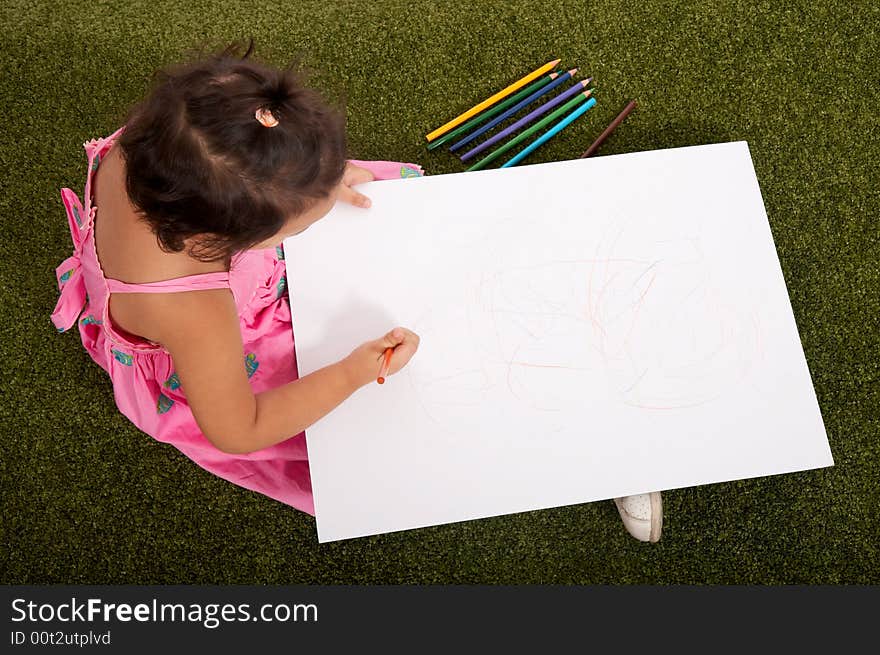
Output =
[{"x1": 501, "y1": 97, "x2": 597, "y2": 168}]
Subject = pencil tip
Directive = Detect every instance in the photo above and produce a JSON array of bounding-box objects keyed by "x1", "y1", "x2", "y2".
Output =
[
  {"x1": 568, "y1": 68, "x2": 578, "y2": 75},
  {"x1": 551, "y1": 58, "x2": 561, "y2": 65}
]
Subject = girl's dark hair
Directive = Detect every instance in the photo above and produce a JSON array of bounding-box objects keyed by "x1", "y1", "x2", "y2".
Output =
[{"x1": 118, "y1": 38, "x2": 347, "y2": 263}]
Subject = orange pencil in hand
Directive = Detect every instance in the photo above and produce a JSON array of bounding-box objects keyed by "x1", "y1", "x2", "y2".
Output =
[{"x1": 377, "y1": 347, "x2": 393, "y2": 384}]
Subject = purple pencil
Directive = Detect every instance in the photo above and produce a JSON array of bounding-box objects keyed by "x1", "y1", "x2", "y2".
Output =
[{"x1": 460, "y1": 79, "x2": 592, "y2": 162}]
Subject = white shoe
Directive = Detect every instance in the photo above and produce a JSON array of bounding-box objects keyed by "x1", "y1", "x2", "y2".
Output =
[{"x1": 613, "y1": 492, "x2": 663, "y2": 543}]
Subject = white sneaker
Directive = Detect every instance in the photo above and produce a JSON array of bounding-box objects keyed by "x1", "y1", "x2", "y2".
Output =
[{"x1": 613, "y1": 492, "x2": 663, "y2": 543}]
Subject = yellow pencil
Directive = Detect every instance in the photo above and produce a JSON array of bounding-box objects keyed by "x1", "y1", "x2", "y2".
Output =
[{"x1": 425, "y1": 59, "x2": 561, "y2": 142}]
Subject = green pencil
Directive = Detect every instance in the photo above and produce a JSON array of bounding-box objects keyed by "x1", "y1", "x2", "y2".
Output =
[
  {"x1": 466, "y1": 90, "x2": 593, "y2": 171},
  {"x1": 427, "y1": 72, "x2": 560, "y2": 151}
]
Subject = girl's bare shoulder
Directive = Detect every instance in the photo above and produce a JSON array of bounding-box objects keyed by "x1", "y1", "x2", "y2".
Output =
[{"x1": 93, "y1": 144, "x2": 231, "y2": 343}]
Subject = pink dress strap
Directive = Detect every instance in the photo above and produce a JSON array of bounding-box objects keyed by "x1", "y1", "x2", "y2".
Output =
[{"x1": 105, "y1": 271, "x2": 231, "y2": 293}]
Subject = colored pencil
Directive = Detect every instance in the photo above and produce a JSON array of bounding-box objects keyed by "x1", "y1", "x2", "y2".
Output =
[
  {"x1": 462, "y1": 84, "x2": 592, "y2": 166},
  {"x1": 466, "y1": 91, "x2": 593, "y2": 171},
  {"x1": 580, "y1": 100, "x2": 637, "y2": 157},
  {"x1": 427, "y1": 73, "x2": 559, "y2": 151},
  {"x1": 425, "y1": 59, "x2": 560, "y2": 142},
  {"x1": 450, "y1": 69, "x2": 585, "y2": 152},
  {"x1": 377, "y1": 348, "x2": 393, "y2": 384},
  {"x1": 501, "y1": 97, "x2": 598, "y2": 168}
]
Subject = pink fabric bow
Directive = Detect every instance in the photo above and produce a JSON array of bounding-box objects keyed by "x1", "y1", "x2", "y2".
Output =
[{"x1": 50, "y1": 187, "x2": 92, "y2": 332}]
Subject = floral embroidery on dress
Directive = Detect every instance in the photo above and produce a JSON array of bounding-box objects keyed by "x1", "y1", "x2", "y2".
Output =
[
  {"x1": 245, "y1": 353, "x2": 259, "y2": 378},
  {"x1": 276, "y1": 275, "x2": 287, "y2": 299},
  {"x1": 59, "y1": 269, "x2": 74, "y2": 286},
  {"x1": 275, "y1": 245, "x2": 285, "y2": 260},
  {"x1": 72, "y1": 205, "x2": 83, "y2": 227},
  {"x1": 91, "y1": 152, "x2": 101, "y2": 172},
  {"x1": 164, "y1": 372, "x2": 181, "y2": 390},
  {"x1": 80, "y1": 315, "x2": 102, "y2": 326},
  {"x1": 400, "y1": 165, "x2": 422, "y2": 178},
  {"x1": 112, "y1": 349, "x2": 133, "y2": 366},
  {"x1": 157, "y1": 392, "x2": 174, "y2": 414}
]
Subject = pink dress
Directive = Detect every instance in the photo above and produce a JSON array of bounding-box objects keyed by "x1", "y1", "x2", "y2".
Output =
[{"x1": 50, "y1": 125, "x2": 424, "y2": 516}]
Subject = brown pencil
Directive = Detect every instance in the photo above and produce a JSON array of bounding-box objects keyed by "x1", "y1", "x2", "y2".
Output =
[{"x1": 580, "y1": 100, "x2": 637, "y2": 158}]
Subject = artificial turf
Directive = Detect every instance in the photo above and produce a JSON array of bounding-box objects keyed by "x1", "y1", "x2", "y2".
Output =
[{"x1": 1, "y1": 0, "x2": 877, "y2": 584}]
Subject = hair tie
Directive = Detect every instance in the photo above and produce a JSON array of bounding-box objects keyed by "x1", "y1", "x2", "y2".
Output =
[{"x1": 255, "y1": 107, "x2": 279, "y2": 128}]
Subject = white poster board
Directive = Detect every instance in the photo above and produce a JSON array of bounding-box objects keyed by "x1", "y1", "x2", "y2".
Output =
[{"x1": 284, "y1": 142, "x2": 833, "y2": 543}]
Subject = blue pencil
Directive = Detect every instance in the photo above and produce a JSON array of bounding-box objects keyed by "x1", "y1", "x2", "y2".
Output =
[
  {"x1": 500, "y1": 97, "x2": 597, "y2": 168},
  {"x1": 449, "y1": 69, "x2": 584, "y2": 152}
]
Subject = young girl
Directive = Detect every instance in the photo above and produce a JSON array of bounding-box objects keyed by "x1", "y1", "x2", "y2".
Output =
[{"x1": 51, "y1": 40, "x2": 662, "y2": 542}]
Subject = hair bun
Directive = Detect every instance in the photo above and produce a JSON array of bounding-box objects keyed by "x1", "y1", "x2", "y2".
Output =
[
  {"x1": 255, "y1": 76, "x2": 299, "y2": 124},
  {"x1": 264, "y1": 75, "x2": 296, "y2": 105}
]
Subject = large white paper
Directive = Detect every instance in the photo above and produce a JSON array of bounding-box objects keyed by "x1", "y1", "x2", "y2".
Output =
[{"x1": 284, "y1": 142, "x2": 833, "y2": 543}]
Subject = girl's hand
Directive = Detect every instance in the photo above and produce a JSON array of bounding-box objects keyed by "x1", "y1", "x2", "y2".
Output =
[
  {"x1": 338, "y1": 162, "x2": 375, "y2": 208},
  {"x1": 343, "y1": 327, "x2": 420, "y2": 387}
]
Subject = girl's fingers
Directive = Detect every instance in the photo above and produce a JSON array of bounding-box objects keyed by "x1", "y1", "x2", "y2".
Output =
[
  {"x1": 391, "y1": 329, "x2": 419, "y2": 371},
  {"x1": 344, "y1": 163, "x2": 376, "y2": 186},
  {"x1": 381, "y1": 327, "x2": 406, "y2": 350},
  {"x1": 353, "y1": 328, "x2": 419, "y2": 382},
  {"x1": 340, "y1": 163, "x2": 374, "y2": 207},
  {"x1": 338, "y1": 184, "x2": 371, "y2": 208},
  {"x1": 379, "y1": 328, "x2": 420, "y2": 371}
]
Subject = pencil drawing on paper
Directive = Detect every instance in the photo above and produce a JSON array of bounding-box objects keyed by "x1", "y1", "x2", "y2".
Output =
[{"x1": 404, "y1": 207, "x2": 765, "y2": 436}]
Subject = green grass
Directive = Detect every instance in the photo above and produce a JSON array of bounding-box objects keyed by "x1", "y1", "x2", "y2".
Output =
[{"x1": 1, "y1": 0, "x2": 878, "y2": 583}]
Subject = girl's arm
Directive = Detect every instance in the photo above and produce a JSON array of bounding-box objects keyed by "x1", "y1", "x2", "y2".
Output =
[{"x1": 131, "y1": 288, "x2": 418, "y2": 454}]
